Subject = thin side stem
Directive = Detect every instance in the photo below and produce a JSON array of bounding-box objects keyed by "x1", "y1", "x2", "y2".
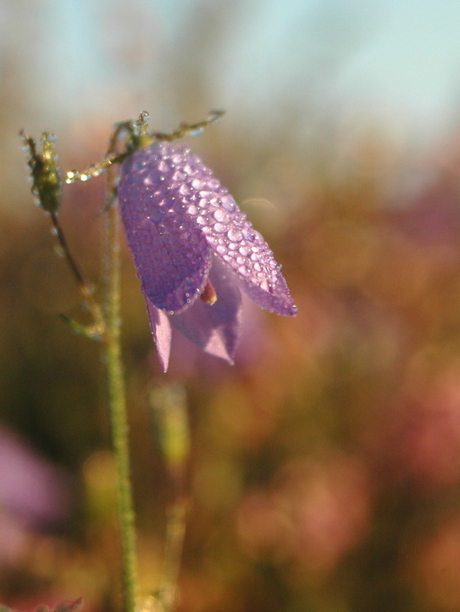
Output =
[
  {"x1": 104, "y1": 167, "x2": 137, "y2": 612},
  {"x1": 50, "y1": 211, "x2": 105, "y2": 335},
  {"x1": 160, "y1": 500, "x2": 188, "y2": 612}
]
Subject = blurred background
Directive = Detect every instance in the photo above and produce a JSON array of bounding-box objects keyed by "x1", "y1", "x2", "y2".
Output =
[{"x1": 2, "y1": 0, "x2": 460, "y2": 610}]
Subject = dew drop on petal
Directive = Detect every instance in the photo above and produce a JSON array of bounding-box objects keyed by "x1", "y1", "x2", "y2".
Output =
[
  {"x1": 243, "y1": 228, "x2": 256, "y2": 242},
  {"x1": 179, "y1": 184, "x2": 191, "y2": 196},
  {"x1": 227, "y1": 228, "x2": 242, "y2": 242},
  {"x1": 158, "y1": 160, "x2": 170, "y2": 173},
  {"x1": 183, "y1": 163, "x2": 195, "y2": 175},
  {"x1": 188, "y1": 205, "x2": 199, "y2": 215},
  {"x1": 221, "y1": 195, "x2": 236, "y2": 212},
  {"x1": 213, "y1": 209, "x2": 229, "y2": 223},
  {"x1": 173, "y1": 170, "x2": 186, "y2": 182},
  {"x1": 214, "y1": 222, "x2": 227, "y2": 233},
  {"x1": 197, "y1": 215, "x2": 207, "y2": 225},
  {"x1": 208, "y1": 178, "x2": 220, "y2": 190}
]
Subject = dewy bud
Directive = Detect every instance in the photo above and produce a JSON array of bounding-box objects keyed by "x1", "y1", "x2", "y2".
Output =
[{"x1": 20, "y1": 131, "x2": 62, "y2": 214}]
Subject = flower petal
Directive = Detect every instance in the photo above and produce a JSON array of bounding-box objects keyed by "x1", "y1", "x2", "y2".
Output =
[
  {"x1": 169, "y1": 254, "x2": 243, "y2": 363},
  {"x1": 145, "y1": 298, "x2": 172, "y2": 372},
  {"x1": 125, "y1": 141, "x2": 296, "y2": 315},
  {"x1": 119, "y1": 146, "x2": 212, "y2": 313}
]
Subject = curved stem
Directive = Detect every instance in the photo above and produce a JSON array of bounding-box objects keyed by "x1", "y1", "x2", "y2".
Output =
[
  {"x1": 104, "y1": 168, "x2": 137, "y2": 612},
  {"x1": 50, "y1": 211, "x2": 105, "y2": 335}
]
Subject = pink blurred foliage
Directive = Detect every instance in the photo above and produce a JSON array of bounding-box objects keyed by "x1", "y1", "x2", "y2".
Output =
[
  {"x1": 236, "y1": 455, "x2": 371, "y2": 574},
  {"x1": 399, "y1": 366, "x2": 460, "y2": 488}
]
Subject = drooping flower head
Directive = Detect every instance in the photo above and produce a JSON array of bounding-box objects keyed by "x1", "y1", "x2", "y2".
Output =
[{"x1": 118, "y1": 140, "x2": 296, "y2": 371}]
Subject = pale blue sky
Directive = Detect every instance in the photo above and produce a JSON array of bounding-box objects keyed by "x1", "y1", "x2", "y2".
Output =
[{"x1": 12, "y1": 0, "x2": 460, "y2": 140}]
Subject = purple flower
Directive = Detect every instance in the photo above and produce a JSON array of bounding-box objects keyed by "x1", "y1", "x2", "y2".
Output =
[{"x1": 118, "y1": 141, "x2": 296, "y2": 371}]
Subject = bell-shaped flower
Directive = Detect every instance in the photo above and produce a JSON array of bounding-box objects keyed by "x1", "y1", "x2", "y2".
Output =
[{"x1": 118, "y1": 141, "x2": 296, "y2": 371}]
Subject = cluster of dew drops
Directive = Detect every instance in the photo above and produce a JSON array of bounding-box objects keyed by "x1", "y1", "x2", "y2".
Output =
[{"x1": 135, "y1": 141, "x2": 284, "y2": 296}]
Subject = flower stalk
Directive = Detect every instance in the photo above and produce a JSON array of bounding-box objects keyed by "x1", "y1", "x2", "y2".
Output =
[
  {"x1": 103, "y1": 163, "x2": 137, "y2": 612},
  {"x1": 21, "y1": 128, "x2": 138, "y2": 612}
]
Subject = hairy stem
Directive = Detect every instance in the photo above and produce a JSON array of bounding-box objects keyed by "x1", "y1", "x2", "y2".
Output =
[{"x1": 104, "y1": 168, "x2": 137, "y2": 612}]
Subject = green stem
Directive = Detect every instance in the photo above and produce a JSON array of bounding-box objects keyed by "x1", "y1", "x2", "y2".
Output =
[{"x1": 104, "y1": 170, "x2": 137, "y2": 612}]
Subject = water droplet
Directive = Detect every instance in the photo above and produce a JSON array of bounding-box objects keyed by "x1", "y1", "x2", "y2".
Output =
[
  {"x1": 213, "y1": 222, "x2": 226, "y2": 233},
  {"x1": 189, "y1": 126, "x2": 204, "y2": 137},
  {"x1": 188, "y1": 205, "x2": 199, "y2": 215},
  {"x1": 158, "y1": 160, "x2": 170, "y2": 173},
  {"x1": 179, "y1": 184, "x2": 191, "y2": 196},
  {"x1": 208, "y1": 178, "x2": 220, "y2": 190},
  {"x1": 243, "y1": 228, "x2": 256, "y2": 242},
  {"x1": 239, "y1": 246, "x2": 249, "y2": 256},
  {"x1": 260, "y1": 280, "x2": 269, "y2": 291},
  {"x1": 216, "y1": 244, "x2": 226, "y2": 255},
  {"x1": 183, "y1": 163, "x2": 195, "y2": 175},
  {"x1": 238, "y1": 265, "x2": 250, "y2": 277},
  {"x1": 196, "y1": 216, "x2": 207, "y2": 225},
  {"x1": 213, "y1": 209, "x2": 229, "y2": 223},
  {"x1": 192, "y1": 178, "x2": 203, "y2": 189},
  {"x1": 173, "y1": 170, "x2": 186, "y2": 182},
  {"x1": 227, "y1": 228, "x2": 242, "y2": 242}
]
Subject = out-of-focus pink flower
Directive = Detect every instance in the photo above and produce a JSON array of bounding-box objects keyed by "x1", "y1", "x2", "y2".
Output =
[
  {"x1": 236, "y1": 455, "x2": 371, "y2": 573},
  {"x1": 0, "y1": 425, "x2": 71, "y2": 565},
  {"x1": 399, "y1": 368, "x2": 460, "y2": 487},
  {"x1": 0, "y1": 426, "x2": 71, "y2": 528}
]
